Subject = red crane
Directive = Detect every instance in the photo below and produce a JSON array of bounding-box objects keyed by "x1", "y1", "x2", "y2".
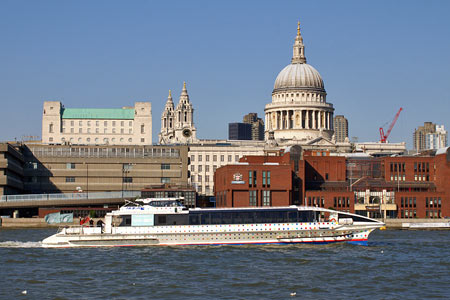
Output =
[{"x1": 379, "y1": 107, "x2": 403, "y2": 143}]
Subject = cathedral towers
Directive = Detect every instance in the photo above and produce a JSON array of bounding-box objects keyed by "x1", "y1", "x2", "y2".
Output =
[{"x1": 159, "y1": 82, "x2": 197, "y2": 144}]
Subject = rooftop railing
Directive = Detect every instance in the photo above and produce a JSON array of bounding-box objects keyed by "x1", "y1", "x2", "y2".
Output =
[{"x1": 0, "y1": 191, "x2": 141, "y2": 203}]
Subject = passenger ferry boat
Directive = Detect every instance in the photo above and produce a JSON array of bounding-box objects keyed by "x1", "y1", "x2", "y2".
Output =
[{"x1": 42, "y1": 198, "x2": 385, "y2": 248}]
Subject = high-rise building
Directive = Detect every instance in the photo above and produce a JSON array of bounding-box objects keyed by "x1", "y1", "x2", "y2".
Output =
[
  {"x1": 414, "y1": 122, "x2": 447, "y2": 151},
  {"x1": 42, "y1": 101, "x2": 152, "y2": 146},
  {"x1": 243, "y1": 113, "x2": 264, "y2": 141},
  {"x1": 159, "y1": 82, "x2": 198, "y2": 144},
  {"x1": 333, "y1": 115, "x2": 348, "y2": 143},
  {"x1": 425, "y1": 125, "x2": 448, "y2": 150},
  {"x1": 228, "y1": 123, "x2": 252, "y2": 140}
]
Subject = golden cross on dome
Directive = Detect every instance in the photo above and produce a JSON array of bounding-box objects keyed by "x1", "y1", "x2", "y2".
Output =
[{"x1": 297, "y1": 21, "x2": 301, "y2": 36}]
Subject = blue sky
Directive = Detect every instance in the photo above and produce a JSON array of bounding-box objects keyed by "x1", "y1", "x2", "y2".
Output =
[{"x1": 1, "y1": 0, "x2": 449, "y2": 149}]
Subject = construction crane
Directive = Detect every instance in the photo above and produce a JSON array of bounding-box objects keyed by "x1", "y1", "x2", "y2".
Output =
[{"x1": 379, "y1": 107, "x2": 403, "y2": 143}]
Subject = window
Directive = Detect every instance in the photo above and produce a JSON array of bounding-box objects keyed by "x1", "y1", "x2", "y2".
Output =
[
  {"x1": 129, "y1": 121, "x2": 132, "y2": 126},
  {"x1": 112, "y1": 128, "x2": 116, "y2": 133},
  {"x1": 87, "y1": 138, "x2": 91, "y2": 142},
  {"x1": 198, "y1": 155, "x2": 202, "y2": 162},
  {"x1": 112, "y1": 121, "x2": 116, "y2": 126},
  {"x1": 104, "y1": 121, "x2": 108, "y2": 126},
  {"x1": 161, "y1": 177, "x2": 170, "y2": 183},
  {"x1": 79, "y1": 121, "x2": 82, "y2": 126},
  {"x1": 141, "y1": 124, "x2": 145, "y2": 134},
  {"x1": 205, "y1": 175, "x2": 209, "y2": 182},
  {"x1": 205, "y1": 165, "x2": 210, "y2": 172},
  {"x1": 128, "y1": 138, "x2": 132, "y2": 142},
  {"x1": 123, "y1": 177, "x2": 132, "y2": 183},
  {"x1": 49, "y1": 123, "x2": 54, "y2": 133},
  {"x1": 262, "y1": 171, "x2": 266, "y2": 187},
  {"x1": 198, "y1": 175, "x2": 202, "y2": 182},
  {"x1": 65, "y1": 177, "x2": 75, "y2": 182},
  {"x1": 206, "y1": 155, "x2": 210, "y2": 162},
  {"x1": 213, "y1": 165, "x2": 217, "y2": 172},
  {"x1": 96, "y1": 121, "x2": 99, "y2": 126},
  {"x1": 228, "y1": 155, "x2": 232, "y2": 162},
  {"x1": 213, "y1": 155, "x2": 217, "y2": 162},
  {"x1": 198, "y1": 165, "x2": 202, "y2": 172},
  {"x1": 325, "y1": 173, "x2": 329, "y2": 180},
  {"x1": 249, "y1": 171, "x2": 253, "y2": 187},
  {"x1": 191, "y1": 155, "x2": 195, "y2": 162},
  {"x1": 87, "y1": 121, "x2": 91, "y2": 126},
  {"x1": 262, "y1": 191, "x2": 271, "y2": 206},
  {"x1": 71, "y1": 128, "x2": 74, "y2": 133},
  {"x1": 161, "y1": 163, "x2": 170, "y2": 170},
  {"x1": 71, "y1": 121, "x2": 74, "y2": 126},
  {"x1": 235, "y1": 155, "x2": 239, "y2": 161},
  {"x1": 267, "y1": 171, "x2": 270, "y2": 187},
  {"x1": 66, "y1": 163, "x2": 75, "y2": 169},
  {"x1": 249, "y1": 191, "x2": 257, "y2": 206},
  {"x1": 220, "y1": 155, "x2": 224, "y2": 162},
  {"x1": 96, "y1": 128, "x2": 99, "y2": 133},
  {"x1": 79, "y1": 128, "x2": 82, "y2": 133},
  {"x1": 104, "y1": 128, "x2": 107, "y2": 133}
]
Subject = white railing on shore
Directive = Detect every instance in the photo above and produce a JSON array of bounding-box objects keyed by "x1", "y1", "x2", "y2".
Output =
[{"x1": 0, "y1": 191, "x2": 141, "y2": 203}]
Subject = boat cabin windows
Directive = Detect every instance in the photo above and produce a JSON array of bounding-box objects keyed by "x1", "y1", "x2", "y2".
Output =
[
  {"x1": 188, "y1": 209, "x2": 316, "y2": 225},
  {"x1": 337, "y1": 213, "x2": 378, "y2": 223},
  {"x1": 148, "y1": 200, "x2": 183, "y2": 207}
]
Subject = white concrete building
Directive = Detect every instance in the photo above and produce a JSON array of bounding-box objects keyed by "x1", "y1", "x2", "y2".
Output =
[
  {"x1": 42, "y1": 101, "x2": 152, "y2": 145},
  {"x1": 188, "y1": 140, "x2": 266, "y2": 196},
  {"x1": 425, "y1": 125, "x2": 448, "y2": 150},
  {"x1": 265, "y1": 22, "x2": 334, "y2": 144}
]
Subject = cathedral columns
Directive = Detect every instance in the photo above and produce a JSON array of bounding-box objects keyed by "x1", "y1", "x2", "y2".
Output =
[{"x1": 312, "y1": 110, "x2": 316, "y2": 129}]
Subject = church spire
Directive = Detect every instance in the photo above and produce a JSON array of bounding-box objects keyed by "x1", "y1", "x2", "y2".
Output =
[
  {"x1": 291, "y1": 21, "x2": 306, "y2": 64},
  {"x1": 165, "y1": 90, "x2": 174, "y2": 109},
  {"x1": 179, "y1": 81, "x2": 190, "y2": 104}
]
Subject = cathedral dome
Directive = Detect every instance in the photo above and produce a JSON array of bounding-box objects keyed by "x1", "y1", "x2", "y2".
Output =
[{"x1": 273, "y1": 63, "x2": 324, "y2": 92}]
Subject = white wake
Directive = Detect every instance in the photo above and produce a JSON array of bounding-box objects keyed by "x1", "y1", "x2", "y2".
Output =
[{"x1": 0, "y1": 241, "x2": 43, "y2": 248}]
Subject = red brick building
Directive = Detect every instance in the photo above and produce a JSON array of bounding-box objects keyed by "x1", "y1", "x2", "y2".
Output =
[{"x1": 214, "y1": 146, "x2": 450, "y2": 219}]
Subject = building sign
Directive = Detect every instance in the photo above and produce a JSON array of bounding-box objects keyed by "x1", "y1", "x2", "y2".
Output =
[{"x1": 231, "y1": 172, "x2": 245, "y2": 184}]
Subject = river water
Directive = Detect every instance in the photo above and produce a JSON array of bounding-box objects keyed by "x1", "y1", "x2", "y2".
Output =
[{"x1": 0, "y1": 228, "x2": 449, "y2": 300}]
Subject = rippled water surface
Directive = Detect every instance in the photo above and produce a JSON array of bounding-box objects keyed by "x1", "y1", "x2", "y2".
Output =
[{"x1": 0, "y1": 229, "x2": 449, "y2": 299}]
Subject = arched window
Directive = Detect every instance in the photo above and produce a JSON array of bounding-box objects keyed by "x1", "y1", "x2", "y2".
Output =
[
  {"x1": 49, "y1": 123, "x2": 54, "y2": 133},
  {"x1": 184, "y1": 111, "x2": 187, "y2": 122},
  {"x1": 141, "y1": 124, "x2": 145, "y2": 134}
]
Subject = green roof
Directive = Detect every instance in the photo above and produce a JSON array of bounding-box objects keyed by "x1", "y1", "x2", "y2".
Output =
[{"x1": 61, "y1": 108, "x2": 135, "y2": 120}]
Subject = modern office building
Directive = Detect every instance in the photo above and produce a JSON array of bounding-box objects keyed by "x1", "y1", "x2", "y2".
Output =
[
  {"x1": 228, "y1": 123, "x2": 252, "y2": 140},
  {"x1": 425, "y1": 125, "x2": 447, "y2": 150},
  {"x1": 413, "y1": 122, "x2": 447, "y2": 152},
  {"x1": 21, "y1": 144, "x2": 188, "y2": 194},
  {"x1": 0, "y1": 143, "x2": 25, "y2": 196},
  {"x1": 243, "y1": 113, "x2": 264, "y2": 141},
  {"x1": 42, "y1": 101, "x2": 152, "y2": 146},
  {"x1": 333, "y1": 115, "x2": 349, "y2": 143}
]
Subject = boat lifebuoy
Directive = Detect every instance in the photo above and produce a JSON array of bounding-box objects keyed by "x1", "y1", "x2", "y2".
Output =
[{"x1": 330, "y1": 218, "x2": 337, "y2": 223}]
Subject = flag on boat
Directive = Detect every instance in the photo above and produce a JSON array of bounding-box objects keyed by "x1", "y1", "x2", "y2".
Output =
[
  {"x1": 44, "y1": 212, "x2": 73, "y2": 224},
  {"x1": 80, "y1": 216, "x2": 90, "y2": 225}
]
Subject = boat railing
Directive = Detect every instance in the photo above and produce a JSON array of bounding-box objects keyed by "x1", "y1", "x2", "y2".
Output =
[{"x1": 57, "y1": 225, "x2": 102, "y2": 235}]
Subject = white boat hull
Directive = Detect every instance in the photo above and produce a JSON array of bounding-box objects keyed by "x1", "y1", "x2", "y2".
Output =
[{"x1": 42, "y1": 222, "x2": 379, "y2": 248}]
